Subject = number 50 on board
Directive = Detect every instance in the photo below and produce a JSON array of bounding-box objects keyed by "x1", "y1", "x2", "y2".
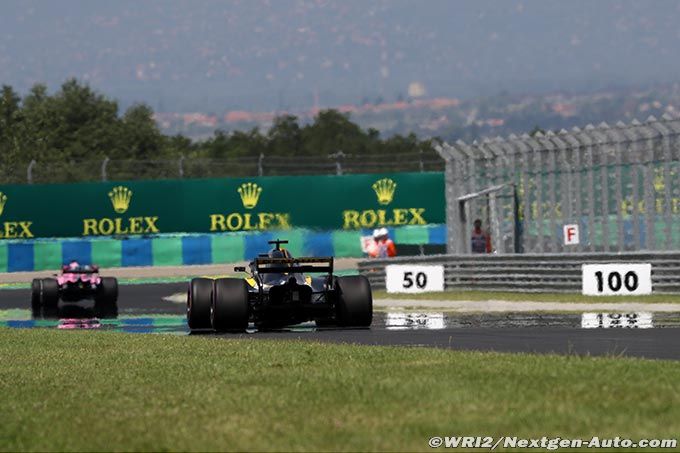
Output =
[{"x1": 385, "y1": 265, "x2": 445, "y2": 293}]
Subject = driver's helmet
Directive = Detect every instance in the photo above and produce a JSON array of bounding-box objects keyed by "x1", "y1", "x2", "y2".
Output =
[
  {"x1": 262, "y1": 248, "x2": 293, "y2": 283},
  {"x1": 268, "y1": 248, "x2": 293, "y2": 259},
  {"x1": 268, "y1": 249, "x2": 285, "y2": 259},
  {"x1": 68, "y1": 261, "x2": 80, "y2": 271}
]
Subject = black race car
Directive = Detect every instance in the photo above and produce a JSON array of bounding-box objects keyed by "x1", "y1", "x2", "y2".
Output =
[{"x1": 187, "y1": 240, "x2": 372, "y2": 332}]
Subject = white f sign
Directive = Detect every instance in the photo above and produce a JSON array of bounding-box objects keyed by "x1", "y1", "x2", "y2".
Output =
[{"x1": 564, "y1": 224, "x2": 579, "y2": 245}]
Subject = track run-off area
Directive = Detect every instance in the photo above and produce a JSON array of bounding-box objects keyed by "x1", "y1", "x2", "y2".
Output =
[{"x1": 2, "y1": 280, "x2": 680, "y2": 360}]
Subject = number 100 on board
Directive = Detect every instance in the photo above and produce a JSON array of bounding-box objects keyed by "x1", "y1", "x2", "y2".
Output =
[{"x1": 582, "y1": 263, "x2": 652, "y2": 296}]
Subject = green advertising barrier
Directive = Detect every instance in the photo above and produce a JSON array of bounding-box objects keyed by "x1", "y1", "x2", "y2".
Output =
[{"x1": 0, "y1": 172, "x2": 444, "y2": 239}]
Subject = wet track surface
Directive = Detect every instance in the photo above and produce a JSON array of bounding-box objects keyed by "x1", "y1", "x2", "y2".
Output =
[{"x1": 2, "y1": 283, "x2": 680, "y2": 360}]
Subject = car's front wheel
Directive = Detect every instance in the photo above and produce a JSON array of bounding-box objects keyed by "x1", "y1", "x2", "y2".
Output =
[
  {"x1": 212, "y1": 278, "x2": 249, "y2": 332},
  {"x1": 187, "y1": 278, "x2": 213, "y2": 331}
]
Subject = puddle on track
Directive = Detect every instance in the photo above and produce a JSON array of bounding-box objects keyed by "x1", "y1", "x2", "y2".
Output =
[
  {"x1": 2, "y1": 313, "x2": 190, "y2": 334},
  {"x1": 3, "y1": 304, "x2": 677, "y2": 333}
]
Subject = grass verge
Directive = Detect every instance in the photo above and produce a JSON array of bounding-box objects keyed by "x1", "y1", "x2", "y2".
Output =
[
  {"x1": 1, "y1": 328, "x2": 679, "y2": 451},
  {"x1": 373, "y1": 289, "x2": 680, "y2": 304}
]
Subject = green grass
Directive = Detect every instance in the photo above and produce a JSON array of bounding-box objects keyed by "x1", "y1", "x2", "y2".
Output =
[
  {"x1": 373, "y1": 289, "x2": 680, "y2": 304},
  {"x1": 1, "y1": 328, "x2": 680, "y2": 451}
]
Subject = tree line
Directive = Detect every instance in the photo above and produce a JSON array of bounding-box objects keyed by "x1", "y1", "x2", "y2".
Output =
[{"x1": 0, "y1": 79, "x2": 439, "y2": 183}]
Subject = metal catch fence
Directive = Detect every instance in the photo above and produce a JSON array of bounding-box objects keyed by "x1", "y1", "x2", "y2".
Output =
[
  {"x1": 436, "y1": 114, "x2": 680, "y2": 254},
  {"x1": 1, "y1": 151, "x2": 444, "y2": 184}
]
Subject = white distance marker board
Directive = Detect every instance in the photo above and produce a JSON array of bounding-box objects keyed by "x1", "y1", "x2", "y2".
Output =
[
  {"x1": 582, "y1": 263, "x2": 652, "y2": 296},
  {"x1": 385, "y1": 264, "x2": 445, "y2": 293}
]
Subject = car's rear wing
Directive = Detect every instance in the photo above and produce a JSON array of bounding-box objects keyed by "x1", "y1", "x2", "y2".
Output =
[{"x1": 240, "y1": 257, "x2": 334, "y2": 275}]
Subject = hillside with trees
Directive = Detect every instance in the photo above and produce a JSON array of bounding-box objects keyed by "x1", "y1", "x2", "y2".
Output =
[{"x1": 0, "y1": 80, "x2": 440, "y2": 183}]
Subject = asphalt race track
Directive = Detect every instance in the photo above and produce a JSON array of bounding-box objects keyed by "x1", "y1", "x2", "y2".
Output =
[
  {"x1": 1, "y1": 283, "x2": 188, "y2": 314},
  {"x1": 231, "y1": 327, "x2": 680, "y2": 360},
  {"x1": 3, "y1": 282, "x2": 680, "y2": 360}
]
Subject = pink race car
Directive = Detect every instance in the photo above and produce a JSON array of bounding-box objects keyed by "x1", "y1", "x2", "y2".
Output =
[{"x1": 31, "y1": 262, "x2": 118, "y2": 314}]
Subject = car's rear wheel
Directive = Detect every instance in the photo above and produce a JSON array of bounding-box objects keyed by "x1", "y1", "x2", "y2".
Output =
[
  {"x1": 314, "y1": 318, "x2": 336, "y2": 328},
  {"x1": 212, "y1": 278, "x2": 249, "y2": 332},
  {"x1": 187, "y1": 278, "x2": 213, "y2": 330},
  {"x1": 31, "y1": 279, "x2": 43, "y2": 311},
  {"x1": 97, "y1": 277, "x2": 118, "y2": 304},
  {"x1": 31, "y1": 278, "x2": 43, "y2": 318},
  {"x1": 335, "y1": 275, "x2": 373, "y2": 327},
  {"x1": 41, "y1": 278, "x2": 60, "y2": 309}
]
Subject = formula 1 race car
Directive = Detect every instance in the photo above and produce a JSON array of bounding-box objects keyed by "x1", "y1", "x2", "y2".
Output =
[
  {"x1": 187, "y1": 239, "x2": 372, "y2": 332},
  {"x1": 31, "y1": 261, "x2": 118, "y2": 317}
]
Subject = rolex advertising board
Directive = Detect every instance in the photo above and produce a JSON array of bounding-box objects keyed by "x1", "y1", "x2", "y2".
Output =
[{"x1": 0, "y1": 172, "x2": 444, "y2": 239}]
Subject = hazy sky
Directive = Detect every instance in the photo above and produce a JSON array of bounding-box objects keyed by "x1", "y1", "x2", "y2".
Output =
[{"x1": 1, "y1": 0, "x2": 679, "y2": 111}]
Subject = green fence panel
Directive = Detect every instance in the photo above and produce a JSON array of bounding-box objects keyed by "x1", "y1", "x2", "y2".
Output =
[
  {"x1": 152, "y1": 237, "x2": 184, "y2": 267},
  {"x1": 0, "y1": 243, "x2": 7, "y2": 272},
  {"x1": 212, "y1": 234, "x2": 246, "y2": 263},
  {"x1": 275, "y1": 229, "x2": 304, "y2": 257},
  {"x1": 394, "y1": 225, "x2": 430, "y2": 245},
  {"x1": 332, "y1": 230, "x2": 363, "y2": 257},
  {"x1": 33, "y1": 242, "x2": 62, "y2": 271},
  {"x1": 92, "y1": 239, "x2": 122, "y2": 268}
]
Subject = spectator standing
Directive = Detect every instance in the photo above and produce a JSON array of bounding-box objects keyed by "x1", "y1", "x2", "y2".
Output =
[
  {"x1": 367, "y1": 228, "x2": 397, "y2": 258},
  {"x1": 471, "y1": 219, "x2": 491, "y2": 253}
]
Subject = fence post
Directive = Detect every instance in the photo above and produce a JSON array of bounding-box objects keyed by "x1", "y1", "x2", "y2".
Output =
[
  {"x1": 621, "y1": 125, "x2": 643, "y2": 251},
  {"x1": 562, "y1": 131, "x2": 584, "y2": 252},
  {"x1": 488, "y1": 191, "x2": 502, "y2": 254},
  {"x1": 329, "y1": 151, "x2": 344, "y2": 175},
  {"x1": 578, "y1": 128, "x2": 597, "y2": 252},
  {"x1": 101, "y1": 157, "x2": 110, "y2": 182},
  {"x1": 258, "y1": 153, "x2": 264, "y2": 177},
  {"x1": 590, "y1": 122, "x2": 620, "y2": 252},
  {"x1": 439, "y1": 142, "x2": 471, "y2": 254},
  {"x1": 27, "y1": 160, "x2": 36, "y2": 184},
  {"x1": 507, "y1": 135, "x2": 532, "y2": 253},
  {"x1": 611, "y1": 125, "x2": 627, "y2": 252},
  {"x1": 178, "y1": 155, "x2": 185, "y2": 178},
  {"x1": 588, "y1": 124, "x2": 612, "y2": 252},
  {"x1": 640, "y1": 121, "x2": 657, "y2": 250},
  {"x1": 649, "y1": 119, "x2": 674, "y2": 249}
]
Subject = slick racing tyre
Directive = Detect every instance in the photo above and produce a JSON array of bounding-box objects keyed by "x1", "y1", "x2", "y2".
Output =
[
  {"x1": 40, "y1": 278, "x2": 60, "y2": 309},
  {"x1": 94, "y1": 280, "x2": 119, "y2": 319},
  {"x1": 211, "y1": 278, "x2": 249, "y2": 332},
  {"x1": 335, "y1": 275, "x2": 373, "y2": 327},
  {"x1": 31, "y1": 278, "x2": 43, "y2": 312},
  {"x1": 187, "y1": 278, "x2": 213, "y2": 330},
  {"x1": 97, "y1": 277, "x2": 119, "y2": 305}
]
